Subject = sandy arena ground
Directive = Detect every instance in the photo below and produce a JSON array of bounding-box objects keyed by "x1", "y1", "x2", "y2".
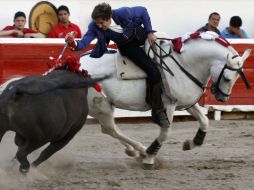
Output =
[{"x1": 0, "y1": 119, "x2": 254, "y2": 190}]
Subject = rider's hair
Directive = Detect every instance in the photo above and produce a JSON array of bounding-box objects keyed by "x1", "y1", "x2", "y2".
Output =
[
  {"x1": 91, "y1": 2, "x2": 112, "y2": 20},
  {"x1": 14, "y1": 11, "x2": 26, "y2": 21},
  {"x1": 57, "y1": 5, "x2": 70, "y2": 15},
  {"x1": 230, "y1": 16, "x2": 242, "y2": 27},
  {"x1": 208, "y1": 12, "x2": 220, "y2": 20}
]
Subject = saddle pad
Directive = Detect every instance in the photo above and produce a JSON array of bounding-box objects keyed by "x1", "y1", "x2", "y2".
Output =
[{"x1": 116, "y1": 50, "x2": 147, "y2": 80}]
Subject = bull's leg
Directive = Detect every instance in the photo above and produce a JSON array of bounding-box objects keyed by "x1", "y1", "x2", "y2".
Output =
[
  {"x1": 183, "y1": 103, "x2": 209, "y2": 150},
  {"x1": 14, "y1": 133, "x2": 26, "y2": 146},
  {"x1": 16, "y1": 142, "x2": 43, "y2": 173},
  {"x1": 12, "y1": 134, "x2": 26, "y2": 161},
  {"x1": 142, "y1": 105, "x2": 175, "y2": 168},
  {"x1": 31, "y1": 128, "x2": 80, "y2": 168}
]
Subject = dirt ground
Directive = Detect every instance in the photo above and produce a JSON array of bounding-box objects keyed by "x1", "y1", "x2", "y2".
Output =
[{"x1": 0, "y1": 119, "x2": 254, "y2": 190}]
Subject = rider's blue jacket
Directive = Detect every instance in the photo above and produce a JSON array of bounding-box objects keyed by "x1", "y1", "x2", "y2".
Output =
[{"x1": 74, "y1": 6, "x2": 154, "y2": 57}]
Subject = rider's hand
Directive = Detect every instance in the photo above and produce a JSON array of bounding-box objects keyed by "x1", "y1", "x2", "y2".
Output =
[
  {"x1": 147, "y1": 33, "x2": 157, "y2": 45},
  {"x1": 65, "y1": 32, "x2": 77, "y2": 49}
]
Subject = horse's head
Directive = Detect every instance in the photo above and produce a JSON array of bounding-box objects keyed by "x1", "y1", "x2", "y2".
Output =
[{"x1": 211, "y1": 48, "x2": 252, "y2": 102}]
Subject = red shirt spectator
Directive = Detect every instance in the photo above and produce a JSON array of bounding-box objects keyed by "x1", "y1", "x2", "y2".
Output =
[
  {"x1": 48, "y1": 22, "x2": 81, "y2": 38},
  {"x1": 48, "y1": 5, "x2": 82, "y2": 38},
  {"x1": 0, "y1": 11, "x2": 45, "y2": 38},
  {"x1": 2, "y1": 25, "x2": 38, "y2": 37}
]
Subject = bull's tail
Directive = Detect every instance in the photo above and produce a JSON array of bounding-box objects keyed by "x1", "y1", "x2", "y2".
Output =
[{"x1": 15, "y1": 75, "x2": 109, "y2": 95}]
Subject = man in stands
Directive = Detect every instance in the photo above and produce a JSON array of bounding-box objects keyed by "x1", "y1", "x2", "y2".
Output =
[
  {"x1": 48, "y1": 5, "x2": 81, "y2": 38},
  {"x1": 0, "y1": 11, "x2": 45, "y2": 38},
  {"x1": 196, "y1": 12, "x2": 221, "y2": 35},
  {"x1": 221, "y1": 16, "x2": 249, "y2": 38}
]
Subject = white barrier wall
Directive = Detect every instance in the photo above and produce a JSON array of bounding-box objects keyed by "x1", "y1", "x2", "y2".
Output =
[{"x1": 1, "y1": 0, "x2": 254, "y2": 38}]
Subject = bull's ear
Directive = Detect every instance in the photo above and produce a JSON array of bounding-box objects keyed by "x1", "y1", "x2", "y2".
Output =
[{"x1": 242, "y1": 49, "x2": 252, "y2": 62}]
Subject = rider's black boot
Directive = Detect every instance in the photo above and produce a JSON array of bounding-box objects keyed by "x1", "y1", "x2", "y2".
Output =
[{"x1": 149, "y1": 82, "x2": 170, "y2": 128}]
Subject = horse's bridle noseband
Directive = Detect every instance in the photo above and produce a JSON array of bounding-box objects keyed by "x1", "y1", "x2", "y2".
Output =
[{"x1": 211, "y1": 55, "x2": 251, "y2": 97}]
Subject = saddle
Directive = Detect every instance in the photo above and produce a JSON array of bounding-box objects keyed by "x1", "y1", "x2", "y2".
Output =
[{"x1": 116, "y1": 50, "x2": 147, "y2": 80}]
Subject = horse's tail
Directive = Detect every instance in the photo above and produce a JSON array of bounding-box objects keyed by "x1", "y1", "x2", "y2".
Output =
[{"x1": 10, "y1": 75, "x2": 110, "y2": 95}]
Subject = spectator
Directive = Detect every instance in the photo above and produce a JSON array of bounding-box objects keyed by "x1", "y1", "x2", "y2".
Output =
[
  {"x1": 196, "y1": 12, "x2": 221, "y2": 35},
  {"x1": 0, "y1": 11, "x2": 45, "y2": 38},
  {"x1": 221, "y1": 16, "x2": 249, "y2": 38},
  {"x1": 48, "y1": 5, "x2": 81, "y2": 38}
]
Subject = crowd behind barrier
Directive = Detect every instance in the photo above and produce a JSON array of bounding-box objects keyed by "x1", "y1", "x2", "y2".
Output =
[{"x1": 0, "y1": 3, "x2": 252, "y2": 39}]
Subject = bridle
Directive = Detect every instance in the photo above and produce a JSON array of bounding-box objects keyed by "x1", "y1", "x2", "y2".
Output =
[
  {"x1": 148, "y1": 38, "x2": 251, "y2": 96},
  {"x1": 211, "y1": 55, "x2": 251, "y2": 97}
]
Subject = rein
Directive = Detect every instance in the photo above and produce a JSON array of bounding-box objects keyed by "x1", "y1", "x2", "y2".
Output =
[
  {"x1": 148, "y1": 38, "x2": 206, "y2": 90},
  {"x1": 148, "y1": 38, "x2": 174, "y2": 76}
]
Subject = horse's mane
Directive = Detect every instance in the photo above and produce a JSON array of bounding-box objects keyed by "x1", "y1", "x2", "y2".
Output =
[{"x1": 150, "y1": 31, "x2": 239, "y2": 57}]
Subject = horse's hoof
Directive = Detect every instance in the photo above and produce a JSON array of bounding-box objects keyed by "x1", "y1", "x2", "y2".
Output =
[
  {"x1": 183, "y1": 140, "x2": 192, "y2": 151},
  {"x1": 125, "y1": 149, "x2": 138, "y2": 157},
  {"x1": 142, "y1": 163, "x2": 155, "y2": 170}
]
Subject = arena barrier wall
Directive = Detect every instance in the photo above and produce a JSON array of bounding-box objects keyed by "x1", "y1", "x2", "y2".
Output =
[{"x1": 0, "y1": 38, "x2": 253, "y2": 119}]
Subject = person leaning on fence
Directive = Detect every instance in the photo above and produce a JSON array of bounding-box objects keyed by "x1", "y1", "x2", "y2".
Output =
[
  {"x1": 48, "y1": 5, "x2": 81, "y2": 38},
  {"x1": 0, "y1": 11, "x2": 45, "y2": 38},
  {"x1": 65, "y1": 2, "x2": 170, "y2": 127},
  {"x1": 196, "y1": 12, "x2": 221, "y2": 35},
  {"x1": 221, "y1": 16, "x2": 249, "y2": 38}
]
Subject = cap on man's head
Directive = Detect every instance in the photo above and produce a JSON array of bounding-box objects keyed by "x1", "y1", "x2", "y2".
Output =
[
  {"x1": 14, "y1": 11, "x2": 26, "y2": 21},
  {"x1": 57, "y1": 5, "x2": 70, "y2": 14}
]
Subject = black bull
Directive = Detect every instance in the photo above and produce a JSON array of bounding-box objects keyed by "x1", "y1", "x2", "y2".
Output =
[{"x1": 0, "y1": 69, "x2": 106, "y2": 173}]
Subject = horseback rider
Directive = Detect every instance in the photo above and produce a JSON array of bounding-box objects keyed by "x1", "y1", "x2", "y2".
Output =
[{"x1": 65, "y1": 2, "x2": 169, "y2": 127}]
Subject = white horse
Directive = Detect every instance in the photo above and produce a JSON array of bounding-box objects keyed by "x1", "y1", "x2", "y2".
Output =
[{"x1": 80, "y1": 32, "x2": 251, "y2": 168}]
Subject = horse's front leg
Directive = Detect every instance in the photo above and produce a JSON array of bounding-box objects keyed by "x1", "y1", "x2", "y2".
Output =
[
  {"x1": 142, "y1": 105, "x2": 175, "y2": 168},
  {"x1": 183, "y1": 103, "x2": 209, "y2": 150}
]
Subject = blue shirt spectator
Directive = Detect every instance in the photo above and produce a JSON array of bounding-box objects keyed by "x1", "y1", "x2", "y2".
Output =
[{"x1": 221, "y1": 16, "x2": 249, "y2": 38}]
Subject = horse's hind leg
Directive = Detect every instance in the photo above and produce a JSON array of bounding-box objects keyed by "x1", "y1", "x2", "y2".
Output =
[
  {"x1": 99, "y1": 114, "x2": 147, "y2": 156},
  {"x1": 183, "y1": 103, "x2": 209, "y2": 151},
  {"x1": 92, "y1": 108, "x2": 147, "y2": 157}
]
